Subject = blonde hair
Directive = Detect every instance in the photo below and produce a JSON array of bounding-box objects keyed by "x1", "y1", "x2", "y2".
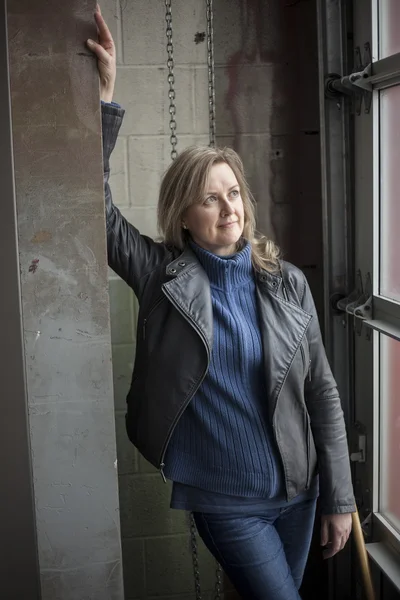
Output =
[{"x1": 157, "y1": 145, "x2": 280, "y2": 272}]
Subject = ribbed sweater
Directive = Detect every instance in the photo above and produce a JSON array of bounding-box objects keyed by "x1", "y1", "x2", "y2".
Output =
[{"x1": 163, "y1": 241, "x2": 284, "y2": 498}]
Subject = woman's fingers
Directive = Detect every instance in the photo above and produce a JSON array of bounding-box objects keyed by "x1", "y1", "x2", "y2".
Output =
[
  {"x1": 86, "y1": 5, "x2": 116, "y2": 102},
  {"x1": 320, "y1": 518, "x2": 329, "y2": 547},
  {"x1": 321, "y1": 513, "x2": 352, "y2": 559},
  {"x1": 94, "y1": 5, "x2": 115, "y2": 54},
  {"x1": 86, "y1": 39, "x2": 112, "y2": 65}
]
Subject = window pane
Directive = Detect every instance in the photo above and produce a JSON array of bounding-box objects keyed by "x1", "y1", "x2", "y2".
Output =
[
  {"x1": 380, "y1": 335, "x2": 400, "y2": 532},
  {"x1": 380, "y1": 1, "x2": 400, "y2": 58},
  {"x1": 380, "y1": 85, "x2": 400, "y2": 302}
]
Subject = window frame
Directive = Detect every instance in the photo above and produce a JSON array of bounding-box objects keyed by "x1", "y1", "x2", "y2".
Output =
[{"x1": 363, "y1": 0, "x2": 400, "y2": 578}]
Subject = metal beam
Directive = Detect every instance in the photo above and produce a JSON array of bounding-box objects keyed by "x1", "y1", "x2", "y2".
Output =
[{"x1": 0, "y1": 1, "x2": 41, "y2": 598}]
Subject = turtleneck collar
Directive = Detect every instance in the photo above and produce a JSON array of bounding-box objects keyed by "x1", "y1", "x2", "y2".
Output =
[{"x1": 189, "y1": 239, "x2": 253, "y2": 290}]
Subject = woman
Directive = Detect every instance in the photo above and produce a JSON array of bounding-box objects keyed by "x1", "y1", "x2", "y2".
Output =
[{"x1": 88, "y1": 7, "x2": 355, "y2": 599}]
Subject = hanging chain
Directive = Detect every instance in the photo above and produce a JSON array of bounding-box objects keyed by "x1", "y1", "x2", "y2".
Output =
[
  {"x1": 190, "y1": 513, "x2": 202, "y2": 600},
  {"x1": 165, "y1": 0, "x2": 178, "y2": 161},
  {"x1": 206, "y1": 0, "x2": 216, "y2": 146},
  {"x1": 190, "y1": 513, "x2": 223, "y2": 600},
  {"x1": 214, "y1": 562, "x2": 223, "y2": 600}
]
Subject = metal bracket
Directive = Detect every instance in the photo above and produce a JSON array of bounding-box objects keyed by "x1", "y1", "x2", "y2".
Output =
[
  {"x1": 351, "y1": 421, "x2": 367, "y2": 463},
  {"x1": 325, "y1": 42, "x2": 372, "y2": 115},
  {"x1": 351, "y1": 434, "x2": 366, "y2": 463},
  {"x1": 335, "y1": 271, "x2": 372, "y2": 336}
]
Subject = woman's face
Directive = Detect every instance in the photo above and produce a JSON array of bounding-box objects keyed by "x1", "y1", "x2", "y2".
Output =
[{"x1": 183, "y1": 162, "x2": 245, "y2": 256}]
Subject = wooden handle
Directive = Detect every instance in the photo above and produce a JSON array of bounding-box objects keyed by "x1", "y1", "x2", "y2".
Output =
[{"x1": 352, "y1": 510, "x2": 375, "y2": 600}]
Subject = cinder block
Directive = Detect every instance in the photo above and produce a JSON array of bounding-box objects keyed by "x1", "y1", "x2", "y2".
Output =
[
  {"x1": 169, "y1": 0, "x2": 208, "y2": 66},
  {"x1": 193, "y1": 67, "x2": 210, "y2": 134},
  {"x1": 144, "y1": 531, "x2": 217, "y2": 596},
  {"x1": 114, "y1": 67, "x2": 208, "y2": 138},
  {"x1": 109, "y1": 136, "x2": 130, "y2": 208},
  {"x1": 215, "y1": 65, "x2": 276, "y2": 136},
  {"x1": 121, "y1": 0, "x2": 165, "y2": 65},
  {"x1": 115, "y1": 68, "x2": 165, "y2": 136},
  {"x1": 122, "y1": 538, "x2": 145, "y2": 599},
  {"x1": 111, "y1": 343, "x2": 135, "y2": 411},
  {"x1": 115, "y1": 411, "x2": 138, "y2": 475},
  {"x1": 119, "y1": 206, "x2": 159, "y2": 240},
  {"x1": 213, "y1": 0, "x2": 284, "y2": 67},
  {"x1": 128, "y1": 137, "x2": 166, "y2": 208},
  {"x1": 109, "y1": 278, "x2": 136, "y2": 345},
  {"x1": 121, "y1": 0, "x2": 207, "y2": 66},
  {"x1": 118, "y1": 475, "x2": 187, "y2": 537},
  {"x1": 213, "y1": 0, "x2": 242, "y2": 65}
]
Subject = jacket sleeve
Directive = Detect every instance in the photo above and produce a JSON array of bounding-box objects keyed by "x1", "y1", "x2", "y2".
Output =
[
  {"x1": 301, "y1": 276, "x2": 356, "y2": 515},
  {"x1": 101, "y1": 103, "x2": 171, "y2": 298}
]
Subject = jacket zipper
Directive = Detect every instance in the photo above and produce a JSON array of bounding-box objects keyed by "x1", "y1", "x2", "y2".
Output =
[
  {"x1": 158, "y1": 286, "x2": 211, "y2": 482},
  {"x1": 142, "y1": 297, "x2": 164, "y2": 340}
]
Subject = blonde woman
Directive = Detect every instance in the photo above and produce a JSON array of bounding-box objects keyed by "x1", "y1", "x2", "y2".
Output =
[{"x1": 88, "y1": 7, "x2": 355, "y2": 599}]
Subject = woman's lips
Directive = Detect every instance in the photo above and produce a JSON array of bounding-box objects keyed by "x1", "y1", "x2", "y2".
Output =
[{"x1": 218, "y1": 221, "x2": 238, "y2": 228}]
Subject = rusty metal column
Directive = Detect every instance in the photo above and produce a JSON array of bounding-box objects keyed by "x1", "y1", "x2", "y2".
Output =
[{"x1": 4, "y1": 1, "x2": 124, "y2": 598}]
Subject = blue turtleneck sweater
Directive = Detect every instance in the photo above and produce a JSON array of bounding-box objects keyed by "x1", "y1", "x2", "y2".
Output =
[{"x1": 164, "y1": 241, "x2": 285, "y2": 501}]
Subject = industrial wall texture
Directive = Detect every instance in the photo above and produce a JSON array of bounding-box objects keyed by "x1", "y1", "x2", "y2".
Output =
[
  {"x1": 6, "y1": 0, "x2": 124, "y2": 599},
  {"x1": 105, "y1": 0, "x2": 322, "y2": 599}
]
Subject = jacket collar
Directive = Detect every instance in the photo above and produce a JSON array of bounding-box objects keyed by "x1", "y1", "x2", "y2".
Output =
[
  {"x1": 165, "y1": 245, "x2": 283, "y2": 292},
  {"x1": 163, "y1": 246, "x2": 312, "y2": 380}
]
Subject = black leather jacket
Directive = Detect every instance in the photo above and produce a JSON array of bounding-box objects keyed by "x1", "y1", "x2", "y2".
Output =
[{"x1": 102, "y1": 104, "x2": 355, "y2": 515}]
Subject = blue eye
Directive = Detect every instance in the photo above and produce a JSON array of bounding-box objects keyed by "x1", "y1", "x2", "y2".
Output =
[
  {"x1": 230, "y1": 189, "x2": 239, "y2": 198},
  {"x1": 204, "y1": 195, "x2": 217, "y2": 205}
]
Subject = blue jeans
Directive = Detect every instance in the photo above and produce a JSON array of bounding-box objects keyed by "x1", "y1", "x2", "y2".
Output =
[{"x1": 194, "y1": 498, "x2": 317, "y2": 600}]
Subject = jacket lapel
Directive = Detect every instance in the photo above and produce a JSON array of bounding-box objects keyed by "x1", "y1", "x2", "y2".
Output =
[
  {"x1": 163, "y1": 247, "x2": 312, "y2": 414},
  {"x1": 162, "y1": 246, "x2": 213, "y2": 353},
  {"x1": 255, "y1": 272, "x2": 312, "y2": 417}
]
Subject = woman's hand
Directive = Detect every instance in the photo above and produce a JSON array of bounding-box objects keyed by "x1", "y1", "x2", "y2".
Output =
[
  {"x1": 86, "y1": 4, "x2": 116, "y2": 103},
  {"x1": 321, "y1": 513, "x2": 353, "y2": 559}
]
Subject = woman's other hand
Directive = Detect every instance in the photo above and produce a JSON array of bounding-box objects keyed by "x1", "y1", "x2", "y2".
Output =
[
  {"x1": 321, "y1": 512, "x2": 353, "y2": 559},
  {"x1": 86, "y1": 4, "x2": 116, "y2": 103}
]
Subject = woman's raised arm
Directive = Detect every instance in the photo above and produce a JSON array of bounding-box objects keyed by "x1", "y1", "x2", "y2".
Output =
[{"x1": 87, "y1": 6, "x2": 171, "y2": 298}]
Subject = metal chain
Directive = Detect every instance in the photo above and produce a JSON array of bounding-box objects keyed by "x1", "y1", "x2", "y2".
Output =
[
  {"x1": 206, "y1": 0, "x2": 216, "y2": 146},
  {"x1": 189, "y1": 513, "x2": 202, "y2": 600},
  {"x1": 214, "y1": 562, "x2": 223, "y2": 600},
  {"x1": 165, "y1": 0, "x2": 178, "y2": 161},
  {"x1": 190, "y1": 512, "x2": 223, "y2": 600}
]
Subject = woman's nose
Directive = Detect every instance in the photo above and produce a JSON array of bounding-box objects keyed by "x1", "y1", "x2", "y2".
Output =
[{"x1": 220, "y1": 198, "x2": 235, "y2": 216}]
